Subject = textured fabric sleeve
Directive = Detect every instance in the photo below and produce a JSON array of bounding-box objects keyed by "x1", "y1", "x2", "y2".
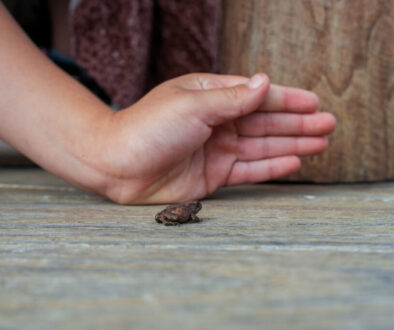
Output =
[{"x1": 70, "y1": 0, "x2": 222, "y2": 108}]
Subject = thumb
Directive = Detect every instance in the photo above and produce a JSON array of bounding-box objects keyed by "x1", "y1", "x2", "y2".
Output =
[{"x1": 191, "y1": 73, "x2": 270, "y2": 126}]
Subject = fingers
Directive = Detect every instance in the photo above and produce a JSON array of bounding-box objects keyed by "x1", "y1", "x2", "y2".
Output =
[
  {"x1": 236, "y1": 136, "x2": 328, "y2": 161},
  {"x1": 260, "y1": 85, "x2": 320, "y2": 113},
  {"x1": 180, "y1": 73, "x2": 249, "y2": 90},
  {"x1": 178, "y1": 72, "x2": 325, "y2": 130},
  {"x1": 216, "y1": 82, "x2": 320, "y2": 113},
  {"x1": 227, "y1": 156, "x2": 301, "y2": 185},
  {"x1": 236, "y1": 112, "x2": 337, "y2": 137},
  {"x1": 182, "y1": 73, "x2": 320, "y2": 113},
  {"x1": 191, "y1": 73, "x2": 270, "y2": 126}
]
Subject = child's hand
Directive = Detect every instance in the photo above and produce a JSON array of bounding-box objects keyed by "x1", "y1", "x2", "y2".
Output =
[
  {"x1": 98, "y1": 73, "x2": 336, "y2": 204},
  {"x1": 0, "y1": 6, "x2": 336, "y2": 205}
]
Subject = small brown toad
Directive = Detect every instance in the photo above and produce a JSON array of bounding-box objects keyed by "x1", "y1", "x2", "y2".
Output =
[{"x1": 155, "y1": 201, "x2": 202, "y2": 226}]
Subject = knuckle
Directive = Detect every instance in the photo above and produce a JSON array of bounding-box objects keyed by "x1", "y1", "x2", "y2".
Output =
[
  {"x1": 198, "y1": 77, "x2": 222, "y2": 90},
  {"x1": 224, "y1": 86, "x2": 250, "y2": 116},
  {"x1": 191, "y1": 73, "x2": 222, "y2": 90},
  {"x1": 298, "y1": 117, "x2": 305, "y2": 135},
  {"x1": 225, "y1": 86, "x2": 241, "y2": 101}
]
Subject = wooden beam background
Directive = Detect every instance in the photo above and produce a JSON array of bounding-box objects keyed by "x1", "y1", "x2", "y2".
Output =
[{"x1": 220, "y1": 0, "x2": 394, "y2": 182}]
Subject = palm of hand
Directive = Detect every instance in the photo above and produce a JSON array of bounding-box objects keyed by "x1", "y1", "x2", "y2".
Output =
[{"x1": 147, "y1": 121, "x2": 241, "y2": 202}]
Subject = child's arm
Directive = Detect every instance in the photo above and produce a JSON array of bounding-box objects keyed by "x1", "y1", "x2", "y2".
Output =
[
  {"x1": 0, "y1": 4, "x2": 336, "y2": 204},
  {"x1": 0, "y1": 3, "x2": 113, "y2": 193}
]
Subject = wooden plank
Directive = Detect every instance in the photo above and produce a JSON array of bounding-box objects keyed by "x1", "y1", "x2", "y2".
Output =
[
  {"x1": 220, "y1": 0, "x2": 394, "y2": 182},
  {"x1": 0, "y1": 169, "x2": 393, "y2": 328}
]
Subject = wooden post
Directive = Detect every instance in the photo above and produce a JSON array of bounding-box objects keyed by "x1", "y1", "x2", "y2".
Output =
[{"x1": 220, "y1": 0, "x2": 394, "y2": 182}]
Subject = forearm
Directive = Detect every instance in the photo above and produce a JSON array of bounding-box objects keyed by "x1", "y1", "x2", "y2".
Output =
[{"x1": 0, "y1": 4, "x2": 113, "y2": 192}]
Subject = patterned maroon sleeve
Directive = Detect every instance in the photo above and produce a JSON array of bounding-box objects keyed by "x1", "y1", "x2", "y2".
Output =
[{"x1": 70, "y1": 0, "x2": 222, "y2": 108}]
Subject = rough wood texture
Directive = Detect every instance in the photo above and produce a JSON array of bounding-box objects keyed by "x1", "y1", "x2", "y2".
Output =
[
  {"x1": 220, "y1": 0, "x2": 394, "y2": 182},
  {"x1": 1, "y1": 169, "x2": 394, "y2": 329}
]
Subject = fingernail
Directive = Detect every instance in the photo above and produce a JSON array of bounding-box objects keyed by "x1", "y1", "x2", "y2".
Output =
[{"x1": 247, "y1": 74, "x2": 266, "y2": 89}]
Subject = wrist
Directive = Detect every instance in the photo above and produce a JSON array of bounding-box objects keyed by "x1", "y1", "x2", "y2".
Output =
[{"x1": 35, "y1": 105, "x2": 116, "y2": 198}]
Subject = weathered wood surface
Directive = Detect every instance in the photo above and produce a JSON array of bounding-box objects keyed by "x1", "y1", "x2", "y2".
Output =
[
  {"x1": 0, "y1": 168, "x2": 394, "y2": 329},
  {"x1": 220, "y1": 0, "x2": 394, "y2": 182}
]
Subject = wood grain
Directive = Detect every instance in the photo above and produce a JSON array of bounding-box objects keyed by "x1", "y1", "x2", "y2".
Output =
[
  {"x1": 220, "y1": 0, "x2": 394, "y2": 182},
  {"x1": 1, "y1": 169, "x2": 394, "y2": 329}
]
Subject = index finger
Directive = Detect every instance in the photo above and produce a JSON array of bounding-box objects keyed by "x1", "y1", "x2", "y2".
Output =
[
  {"x1": 261, "y1": 85, "x2": 320, "y2": 113},
  {"x1": 177, "y1": 73, "x2": 320, "y2": 113}
]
